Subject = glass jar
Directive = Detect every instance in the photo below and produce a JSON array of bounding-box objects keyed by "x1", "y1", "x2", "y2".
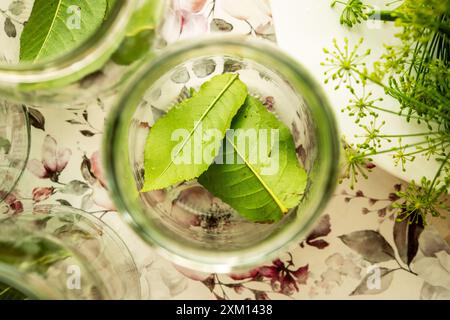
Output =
[
  {"x1": 0, "y1": 101, "x2": 29, "y2": 205},
  {"x1": 0, "y1": 0, "x2": 164, "y2": 108},
  {"x1": 0, "y1": 205, "x2": 140, "y2": 299},
  {"x1": 104, "y1": 36, "x2": 340, "y2": 273}
]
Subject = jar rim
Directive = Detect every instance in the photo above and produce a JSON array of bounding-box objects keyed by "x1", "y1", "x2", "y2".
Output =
[
  {"x1": 0, "y1": 1, "x2": 135, "y2": 84},
  {"x1": 104, "y1": 35, "x2": 341, "y2": 273}
]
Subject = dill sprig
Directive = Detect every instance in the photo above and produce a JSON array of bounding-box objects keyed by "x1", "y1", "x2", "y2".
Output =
[
  {"x1": 331, "y1": 0, "x2": 374, "y2": 27},
  {"x1": 325, "y1": 0, "x2": 450, "y2": 224}
]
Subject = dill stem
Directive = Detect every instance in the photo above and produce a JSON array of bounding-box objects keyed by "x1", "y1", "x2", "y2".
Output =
[
  {"x1": 0, "y1": 287, "x2": 11, "y2": 297},
  {"x1": 427, "y1": 152, "x2": 450, "y2": 197},
  {"x1": 376, "y1": 132, "x2": 441, "y2": 138},
  {"x1": 401, "y1": 143, "x2": 449, "y2": 157},
  {"x1": 366, "y1": 105, "x2": 437, "y2": 123},
  {"x1": 369, "y1": 10, "x2": 397, "y2": 22},
  {"x1": 370, "y1": 10, "x2": 450, "y2": 38},
  {"x1": 408, "y1": 42, "x2": 421, "y2": 77},
  {"x1": 351, "y1": 67, "x2": 450, "y2": 123},
  {"x1": 331, "y1": 1, "x2": 349, "y2": 6},
  {"x1": 354, "y1": 136, "x2": 448, "y2": 159}
]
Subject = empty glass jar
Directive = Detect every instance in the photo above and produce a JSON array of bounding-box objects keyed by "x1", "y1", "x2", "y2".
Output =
[
  {"x1": 0, "y1": 205, "x2": 140, "y2": 299},
  {"x1": 104, "y1": 36, "x2": 340, "y2": 273}
]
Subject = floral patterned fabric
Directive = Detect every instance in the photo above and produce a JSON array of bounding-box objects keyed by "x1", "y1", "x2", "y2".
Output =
[{"x1": 3, "y1": 0, "x2": 450, "y2": 300}]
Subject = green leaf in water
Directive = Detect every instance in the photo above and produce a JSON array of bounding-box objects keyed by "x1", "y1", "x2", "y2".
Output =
[
  {"x1": 143, "y1": 73, "x2": 248, "y2": 191},
  {"x1": 105, "y1": 0, "x2": 117, "y2": 20},
  {"x1": 111, "y1": 0, "x2": 164, "y2": 65},
  {"x1": 199, "y1": 96, "x2": 308, "y2": 222},
  {"x1": 125, "y1": 0, "x2": 164, "y2": 37},
  {"x1": 20, "y1": 0, "x2": 107, "y2": 62},
  {"x1": 0, "y1": 137, "x2": 11, "y2": 154},
  {"x1": 111, "y1": 29, "x2": 155, "y2": 66},
  {"x1": 0, "y1": 282, "x2": 27, "y2": 300},
  {"x1": 0, "y1": 236, "x2": 70, "y2": 276}
]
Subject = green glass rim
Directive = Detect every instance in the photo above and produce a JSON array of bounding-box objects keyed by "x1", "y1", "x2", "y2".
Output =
[
  {"x1": 103, "y1": 35, "x2": 341, "y2": 273},
  {"x1": 0, "y1": 1, "x2": 135, "y2": 84}
]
